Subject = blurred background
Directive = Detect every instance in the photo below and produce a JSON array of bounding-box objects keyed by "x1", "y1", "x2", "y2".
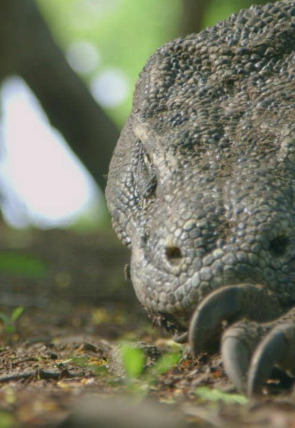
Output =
[{"x1": 0, "y1": 0, "x2": 276, "y2": 311}]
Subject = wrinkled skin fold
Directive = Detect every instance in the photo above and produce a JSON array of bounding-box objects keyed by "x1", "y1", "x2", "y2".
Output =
[{"x1": 106, "y1": 0, "x2": 295, "y2": 394}]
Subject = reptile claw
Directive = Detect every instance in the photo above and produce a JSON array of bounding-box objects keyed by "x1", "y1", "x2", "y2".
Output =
[
  {"x1": 188, "y1": 284, "x2": 275, "y2": 356},
  {"x1": 248, "y1": 324, "x2": 294, "y2": 395},
  {"x1": 221, "y1": 331, "x2": 251, "y2": 393}
]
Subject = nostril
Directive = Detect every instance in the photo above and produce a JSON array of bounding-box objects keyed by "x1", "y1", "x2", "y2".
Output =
[
  {"x1": 269, "y1": 235, "x2": 289, "y2": 257},
  {"x1": 141, "y1": 233, "x2": 149, "y2": 245},
  {"x1": 165, "y1": 246, "x2": 182, "y2": 264}
]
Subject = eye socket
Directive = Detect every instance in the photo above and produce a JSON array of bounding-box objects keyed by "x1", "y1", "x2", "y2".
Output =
[
  {"x1": 136, "y1": 142, "x2": 157, "y2": 199},
  {"x1": 143, "y1": 152, "x2": 157, "y2": 196}
]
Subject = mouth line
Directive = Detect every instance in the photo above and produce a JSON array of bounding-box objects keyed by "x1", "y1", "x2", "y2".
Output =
[
  {"x1": 147, "y1": 311, "x2": 188, "y2": 336},
  {"x1": 147, "y1": 280, "x2": 267, "y2": 338}
]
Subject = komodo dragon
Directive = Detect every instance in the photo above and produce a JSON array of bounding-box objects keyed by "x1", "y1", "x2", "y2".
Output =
[{"x1": 106, "y1": 0, "x2": 295, "y2": 395}]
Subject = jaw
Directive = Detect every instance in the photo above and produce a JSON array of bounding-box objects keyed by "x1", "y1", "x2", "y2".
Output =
[
  {"x1": 130, "y1": 241, "x2": 289, "y2": 339},
  {"x1": 147, "y1": 311, "x2": 188, "y2": 339},
  {"x1": 143, "y1": 280, "x2": 284, "y2": 349},
  {"x1": 132, "y1": 243, "x2": 270, "y2": 303},
  {"x1": 129, "y1": 194, "x2": 295, "y2": 333}
]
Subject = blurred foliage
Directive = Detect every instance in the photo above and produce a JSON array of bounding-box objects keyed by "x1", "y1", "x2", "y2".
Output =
[
  {"x1": 35, "y1": 0, "x2": 276, "y2": 127},
  {"x1": 0, "y1": 412, "x2": 15, "y2": 428},
  {"x1": 0, "y1": 306, "x2": 25, "y2": 336},
  {"x1": 120, "y1": 343, "x2": 181, "y2": 380},
  {"x1": 121, "y1": 344, "x2": 146, "y2": 379},
  {"x1": 204, "y1": 0, "x2": 276, "y2": 27},
  {"x1": 149, "y1": 351, "x2": 181, "y2": 376},
  {"x1": 195, "y1": 386, "x2": 248, "y2": 404},
  {"x1": 36, "y1": 0, "x2": 181, "y2": 125},
  {"x1": 0, "y1": 253, "x2": 47, "y2": 278},
  {"x1": 119, "y1": 343, "x2": 181, "y2": 399}
]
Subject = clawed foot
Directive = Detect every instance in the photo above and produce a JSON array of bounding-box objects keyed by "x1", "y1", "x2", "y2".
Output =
[{"x1": 188, "y1": 284, "x2": 295, "y2": 395}]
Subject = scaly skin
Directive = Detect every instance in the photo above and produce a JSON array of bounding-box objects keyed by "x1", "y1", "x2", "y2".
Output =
[{"x1": 106, "y1": 0, "x2": 295, "y2": 394}]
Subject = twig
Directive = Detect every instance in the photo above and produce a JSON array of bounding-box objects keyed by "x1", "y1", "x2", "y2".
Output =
[{"x1": 0, "y1": 368, "x2": 84, "y2": 383}]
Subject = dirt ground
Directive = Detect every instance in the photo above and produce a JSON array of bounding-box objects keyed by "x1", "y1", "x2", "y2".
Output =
[{"x1": 0, "y1": 227, "x2": 295, "y2": 428}]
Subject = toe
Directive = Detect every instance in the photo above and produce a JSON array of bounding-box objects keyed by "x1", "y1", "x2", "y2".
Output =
[
  {"x1": 189, "y1": 284, "x2": 278, "y2": 356},
  {"x1": 221, "y1": 325, "x2": 253, "y2": 393},
  {"x1": 221, "y1": 320, "x2": 269, "y2": 393},
  {"x1": 248, "y1": 323, "x2": 295, "y2": 395}
]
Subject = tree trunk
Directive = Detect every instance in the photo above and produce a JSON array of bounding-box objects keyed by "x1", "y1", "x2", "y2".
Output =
[
  {"x1": 179, "y1": 0, "x2": 212, "y2": 36},
  {"x1": 0, "y1": 0, "x2": 119, "y2": 191}
]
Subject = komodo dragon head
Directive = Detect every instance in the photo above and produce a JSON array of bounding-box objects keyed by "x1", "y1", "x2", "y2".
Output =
[{"x1": 106, "y1": 0, "x2": 295, "y2": 336}]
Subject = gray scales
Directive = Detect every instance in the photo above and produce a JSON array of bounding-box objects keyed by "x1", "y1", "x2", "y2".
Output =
[{"x1": 106, "y1": 0, "x2": 295, "y2": 395}]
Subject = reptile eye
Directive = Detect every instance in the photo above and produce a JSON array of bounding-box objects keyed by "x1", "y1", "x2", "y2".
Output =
[
  {"x1": 144, "y1": 175, "x2": 157, "y2": 198},
  {"x1": 137, "y1": 146, "x2": 158, "y2": 198}
]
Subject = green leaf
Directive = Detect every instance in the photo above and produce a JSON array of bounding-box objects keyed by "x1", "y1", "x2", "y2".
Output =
[
  {"x1": 121, "y1": 345, "x2": 145, "y2": 379},
  {"x1": 4, "y1": 325, "x2": 15, "y2": 335},
  {"x1": 0, "y1": 253, "x2": 47, "y2": 278},
  {"x1": 151, "y1": 352, "x2": 180, "y2": 376},
  {"x1": 0, "y1": 313, "x2": 9, "y2": 325},
  {"x1": 11, "y1": 307, "x2": 25, "y2": 322},
  {"x1": 0, "y1": 411, "x2": 15, "y2": 428},
  {"x1": 195, "y1": 387, "x2": 248, "y2": 405},
  {"x1": 70, "y1": 356, "x2": 88, "y2": 368}
]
